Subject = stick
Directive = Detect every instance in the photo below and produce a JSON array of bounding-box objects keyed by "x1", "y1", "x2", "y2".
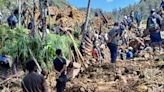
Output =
[
  {"x1": 28, "y1": 48, "x2": 42, "y2": 72},
  {"x1": 99, "y1": 10, "x2": 108, "y2": 24},
  {"x1": 68, "y1": 33, "x2": 87, "y2": 68}
]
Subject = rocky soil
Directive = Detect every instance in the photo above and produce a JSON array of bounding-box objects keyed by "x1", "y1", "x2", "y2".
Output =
[
  {"x1": 66, "y1": 60, "x2": 164, "y2": 92},
  {"x1": 0, "y1": 59, "x2": 164, "y2": 92}
]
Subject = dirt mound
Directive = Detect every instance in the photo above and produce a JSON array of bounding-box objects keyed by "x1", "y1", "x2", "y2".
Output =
[
  {"x1": 66, "y1": 61, "x2": 164, "y2": 92},
  {"x1": 25, "y1": 6, "x2": 85, "y2": 28},
  {"x1": 92, "y1": 15, "x2": 113, "y2": 31},
  {"x1": 0, "y1": 60, "x2": 163, "y2": 92}
]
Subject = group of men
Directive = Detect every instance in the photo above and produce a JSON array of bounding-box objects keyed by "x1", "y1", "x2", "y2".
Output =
[
  {"x1": 22, "y1": 49, "x2": 68, "y2": 92},
  {"x1": 106, "y1": 9, "x2": 163, "y2": 63}
]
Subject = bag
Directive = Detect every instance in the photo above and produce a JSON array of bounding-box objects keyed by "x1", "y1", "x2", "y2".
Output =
[{"x1": 148, "y1": 17, "x2": 159, "y2": 31}]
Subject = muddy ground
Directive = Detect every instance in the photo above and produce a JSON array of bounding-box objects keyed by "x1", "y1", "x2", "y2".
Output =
[
  {"x1": 66, "y1": 60, "x2": 164, "y2": 92},
  {"x1": 0, "y1": 60, "x2": 164, "y2": 92}
]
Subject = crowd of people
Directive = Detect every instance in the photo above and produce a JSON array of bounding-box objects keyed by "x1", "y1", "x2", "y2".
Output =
[{"x1": 91, "y1": 2, "x2": 164, "y2": 64}]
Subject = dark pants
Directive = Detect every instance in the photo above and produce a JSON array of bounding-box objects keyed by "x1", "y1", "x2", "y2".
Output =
[
  {"x1": 8, "y1": 21, "x2": 16, "y2": 29},
  {"x1": 136, "y1": 19, "x2": 141, "y2": 27},
  {"x1": 56, "y1": 75, "x2": 68, "y2": 92},
  {"x1": 107, "y1": 43, "x2": 118, "y2": 63},
  {"x1": 128, "y1": 23, "x2": 132, "y2": 30},
  {"x1": 0, "y1": 63, "x2": 9, "y2": 79},
  {"x1": 150, "y1": 31, "x2": 162, "y2": 50}
]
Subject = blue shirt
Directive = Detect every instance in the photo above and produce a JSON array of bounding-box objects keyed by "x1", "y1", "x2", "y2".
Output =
[{"x1": 126, "y1": 51, "x2": 133, "y2": 59}]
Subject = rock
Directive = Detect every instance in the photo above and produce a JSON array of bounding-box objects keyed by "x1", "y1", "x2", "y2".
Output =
[
  {"x1": 80, "y1": 87, "x2": 86, "y2": 92},
  {"x1": 136, "y1": 85, "x2": 148, "y2": 92}
]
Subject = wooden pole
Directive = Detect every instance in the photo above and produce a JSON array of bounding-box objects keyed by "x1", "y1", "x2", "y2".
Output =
[
  {"x1": 32, "y1": 0, "x2": 36, "y2": 36},
  {"x1": 68, "y1": 33, "x2": 88, "y2": 68},
  {"x1": 18, "y1": 0, "x2": 21, "y2": 28},
  {"x1": 83, "y1": 0, "x2": 91, "y2": 33},
  {"x1": 41, "y1": 0, "x2": 48, "y2": 40},
  {"x1": 99, "y1": 10, "x2": 108, "y2": 24},
  {"x1": 29, "y1": 48, "x2": 42, "y2": 72}
]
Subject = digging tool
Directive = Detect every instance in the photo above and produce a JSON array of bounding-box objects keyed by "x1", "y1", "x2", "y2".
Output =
[{"x1": 99, "y1": 10, "x2": 108, "y2": 24}]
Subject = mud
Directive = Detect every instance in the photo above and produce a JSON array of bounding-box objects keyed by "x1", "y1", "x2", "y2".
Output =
[
  {"x1": 0, "y1": 60, "x2": 164, "y2": 92},
  {"x1": 66, "y1": 61, "x2": 164, "y2": 92}
]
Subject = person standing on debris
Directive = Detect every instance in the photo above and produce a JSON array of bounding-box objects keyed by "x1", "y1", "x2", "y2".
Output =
[
  {"x1": 147, "y1": 9, "x2": 163, "y2": 51},
  {"x1": 160, "y1": 0, "x2": 164, "y2": 10},
  {"x1": 127, "y1": 15, "x2": 132, "y2": 31},
  {"x1": 134, "y1": 11, "x2": 142, "y2": 27},
  {"x1": 130, "y1": 10, "x2": 135, "y2": 22},
  {"x1": 0, "y1": 55, "x2": 10, "y2": 79},
  {"x1": 119, "y1": 22, "x2": 127, "y2": 45},
  {"x1": 53, "y1": 49, "x2": 68, "y2": 92},
  {"x1": 7, "y1": 13, "x2": 18, "y2": 29},
  {"x1": 22, "y1": 60, "x2": 48, "y2": 92},
  {"x1": 107, "y1": 22, "x2": 121, "y2": 63},
  {"x1": 28, "y1": 21, "x2": 33, "y2": 31}
]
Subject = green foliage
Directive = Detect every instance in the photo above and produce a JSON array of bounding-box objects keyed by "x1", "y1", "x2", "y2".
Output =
[{"x1": 0, "y1": 25, "x2": 79, "y2": 70}]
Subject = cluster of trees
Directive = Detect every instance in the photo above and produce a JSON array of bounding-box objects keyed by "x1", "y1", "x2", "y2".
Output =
[
  {"x1": 111, "y1": 0, "x2": 162, "y2": 21},
  {"x1": 0, "y1": 0, "x2": 67, "y2": 18}
]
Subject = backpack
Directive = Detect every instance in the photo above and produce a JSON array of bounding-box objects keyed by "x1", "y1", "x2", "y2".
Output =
[{"x1": 148, "y1": 16, "x2": 159, "y2": 31}]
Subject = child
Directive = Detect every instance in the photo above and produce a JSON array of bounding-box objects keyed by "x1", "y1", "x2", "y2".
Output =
[
  {"x1": 92, "y1": 45, "x2": 99, "y2": 62},
  {"x1": 119, "y1": 48, "x2": 126, "y2": 60},
  {"x1": 126, "y1": 47, "x2": 134, "y2": 59}
]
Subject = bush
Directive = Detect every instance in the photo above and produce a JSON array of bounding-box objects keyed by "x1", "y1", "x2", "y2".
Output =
[{"x1": 0, "y1": 25, "x2": 79, "y2": 70}]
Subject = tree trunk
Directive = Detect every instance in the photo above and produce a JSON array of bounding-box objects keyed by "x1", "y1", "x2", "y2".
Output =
[
  {"x1": 18, "y1": 0, "x2": 21, "y2": 28},
  {"x1": 83, "y1": 0, "x2": 91, "y2": 33},
  {"x1": 39, "y1": 0, "x2": 43, "y2": 31},
  {"x1": 39, "y1": 0, "x2": 48, "y2": 40},
  {"x1": 32, "y1": 0, "x2": 36, "y2": 36},
  {"x1": 42, "y1": 0, "x2": 48, "y2": 40}
]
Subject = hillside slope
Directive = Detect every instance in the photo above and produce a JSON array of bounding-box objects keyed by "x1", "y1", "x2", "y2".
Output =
[{"x1": 112, "y1": 0, "x2": 162, "y2": 20}]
